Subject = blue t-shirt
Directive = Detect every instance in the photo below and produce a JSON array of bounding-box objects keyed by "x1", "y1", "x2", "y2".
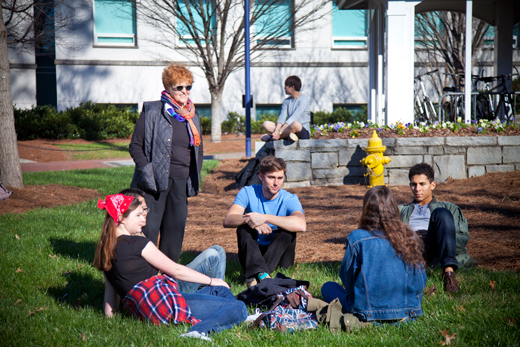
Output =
[{"x1": 233, "y1": 185, "x2": 304, "y2": 246}]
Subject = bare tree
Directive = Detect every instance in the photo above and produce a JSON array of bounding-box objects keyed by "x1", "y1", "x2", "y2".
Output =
[
  {"x1": 1, "y1": 0, "x2": 78, "y2": 188},
  {"x1": 138, "y1": 0, "x2": 329, "y2": 142},
  {"x1": 414, "y1": 11, "x2": 490, "y2": 98}
]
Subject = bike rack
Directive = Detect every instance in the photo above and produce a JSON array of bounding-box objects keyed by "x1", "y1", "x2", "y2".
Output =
[{"x1": 437, "y1": 91, "x2": 520, "y2": 122}]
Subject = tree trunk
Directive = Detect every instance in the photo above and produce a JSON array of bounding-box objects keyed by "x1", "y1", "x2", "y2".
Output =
[
  {"x1": 0, "y1": 14, "x2": 24, "y2": 188},
  {"x1": 210, "y1": 90, "x2": 222, "y2": 143}
]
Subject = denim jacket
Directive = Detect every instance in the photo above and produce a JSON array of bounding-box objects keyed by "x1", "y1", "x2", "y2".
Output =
[{"x1": 340, "y1": 228, "x2": 427, "y2": 321}]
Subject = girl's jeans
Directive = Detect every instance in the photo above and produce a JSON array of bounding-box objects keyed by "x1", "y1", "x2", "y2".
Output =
[{"x1": 182, "y1": 286, "x2": 247, "y2": 334}]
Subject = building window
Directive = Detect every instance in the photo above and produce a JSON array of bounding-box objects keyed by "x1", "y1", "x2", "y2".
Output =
[
  {"x1": 93, "y1": 0, "x2": 136, "y2": 46},
  {"x1": 254, "y1": 0, "x2": 293, "y2": 48},
  {"x1": 332, "y1": 2, "x2": 367, "y2": 48},
  {"x1": 196, "y1": 104, "x2": 212, "y2": 118},
  {"x1": 177, "y1": 0, "x2": 215, "y2": 46},
  {"x1": 255, "y1": 104, "x2": 281, "y2": 119}
]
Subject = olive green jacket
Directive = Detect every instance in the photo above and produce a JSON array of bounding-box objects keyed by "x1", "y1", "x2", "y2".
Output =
[{"x1": 399, "y1": 197, "x2": 475, "y2": 268}]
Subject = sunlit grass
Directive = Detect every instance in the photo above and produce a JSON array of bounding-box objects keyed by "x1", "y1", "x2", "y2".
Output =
[
  {"x1": 1, "y1": 165, "x2": 518, "y2": 346},
  {"x1": 55, "y1": 142, "x2": 131, "y2": 161}
]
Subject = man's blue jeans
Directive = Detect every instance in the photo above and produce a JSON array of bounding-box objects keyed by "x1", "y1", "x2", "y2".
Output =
[
  {"x1": 177, "y1": 245, "x2": 227, "y2": 293},
  {"x1": 182, "y1": 286, "x2": 248, "y2": 334}
]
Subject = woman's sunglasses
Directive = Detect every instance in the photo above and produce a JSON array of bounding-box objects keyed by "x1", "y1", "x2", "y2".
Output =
[{"x1": 172, "y1": 85, "x2": 192, "y2": 91}]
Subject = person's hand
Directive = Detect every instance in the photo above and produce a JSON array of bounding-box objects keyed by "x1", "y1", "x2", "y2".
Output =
[
  {"x1": 271, "y1": 131, "x2": 281, "y2": 140},
  {"x1": 209, "y1": 278, "x2": 230, "y2": 289},
  {"x1": 245, "y1": 212, "x2": 268, "y2": 228},
  {"x1": 255, "y1": 223, "x2": 272, "y2": 235}
]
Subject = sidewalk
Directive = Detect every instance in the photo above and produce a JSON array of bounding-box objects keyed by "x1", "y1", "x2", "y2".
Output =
[{"x1": 20, "y1": 152, "x2": 247, "y2": 173}]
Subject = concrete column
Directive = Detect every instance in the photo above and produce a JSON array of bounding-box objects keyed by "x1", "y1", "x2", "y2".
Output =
[
  {"x1": 385, "y1": 1, "x2": 420, "y2": 125},
  {"x1": 494, "y1": 0, "x2": 514, "y2": 91},
  {"x1": 368, "y1": 0, "x2": 385, "y2": 124}
]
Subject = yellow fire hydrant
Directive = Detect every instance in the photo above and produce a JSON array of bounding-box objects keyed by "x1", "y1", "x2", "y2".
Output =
[{"x1": 360, "y1": 130, "x2": 391, "y2": 188}]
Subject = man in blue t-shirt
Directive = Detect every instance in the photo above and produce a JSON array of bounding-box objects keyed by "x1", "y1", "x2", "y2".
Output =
[{"x1": 223, "y1": 156, "x2": 306, "y2": 287}]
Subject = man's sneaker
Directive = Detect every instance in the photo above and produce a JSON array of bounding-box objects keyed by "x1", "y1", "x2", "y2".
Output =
[
  {"x1": 288, "y1": 133, "x2": 299, "y2": 142},
  {"x1": 179, "y1": 331, "x2": 212, "y2": 341},
  {"x1": 443, "y1": 271, "x2": 460, "y2": 293},
  {"x1": 246, "y1": 277, "x2": 258, "y2": 288}
]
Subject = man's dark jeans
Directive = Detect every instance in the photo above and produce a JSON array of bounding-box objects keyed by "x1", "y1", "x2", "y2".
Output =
[
  {"x1": 236, "y1": 225, "x2": 296, "y2": 279},
  {"x1": 420, "y1": 207, "x2": 459, "y2": 271}
]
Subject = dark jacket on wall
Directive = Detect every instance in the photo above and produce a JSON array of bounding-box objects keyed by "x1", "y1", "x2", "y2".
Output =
[{"x1": 129, "y1": 100, "x2": 203, "y2": 196}]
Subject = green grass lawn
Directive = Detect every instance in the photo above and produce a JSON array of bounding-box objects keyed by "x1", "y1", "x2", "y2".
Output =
[
  {"x1": 0, "y1": 165, "x2": 518, "y2": 346},
  {"x1": 56, "y1": 143, "x2": 131, "y2": 161}
]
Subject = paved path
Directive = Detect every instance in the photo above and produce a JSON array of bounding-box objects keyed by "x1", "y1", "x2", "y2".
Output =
[{"x1": 20, "y1": 152, "x2": 247, "y2": 173}]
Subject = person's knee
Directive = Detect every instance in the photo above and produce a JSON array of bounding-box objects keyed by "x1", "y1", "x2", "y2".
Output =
[
  {"x1": 432, "y1": 207, "x2": 452, "y2": 219},
  {"x1": 209, "y1": 245, "x2": 225, "y2": 258},
  {"x1": 288, "y1": 121, "x2": 302, "y2": 132}
]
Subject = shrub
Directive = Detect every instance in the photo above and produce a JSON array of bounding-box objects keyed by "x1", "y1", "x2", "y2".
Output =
[
  {"x1": 221, "y1": 111, "x2": 245, "y2": 134},
  {"x1": 14, "y1": 102, "x2": 139, "y2": 140},
  {"x1": 200, "y1": 116, "x2": 211, "y2": 135},
  {"x1": 312, "y1": 106, "x2": 368, "y2": 125}
]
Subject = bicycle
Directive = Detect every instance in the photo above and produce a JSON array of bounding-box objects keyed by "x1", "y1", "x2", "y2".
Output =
[
  {"x1": 414, "y1": 69, "x2": 438, "y2": 124},
  {"x1": 474, "y1": 72, "x2": 518, "y2": 123},
  {"x1": 441, "y1": 72, "x2": 466, "y2": 123}
]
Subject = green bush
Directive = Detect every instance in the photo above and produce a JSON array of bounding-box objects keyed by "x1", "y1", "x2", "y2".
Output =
[
  {"x1": 14, "y1": 102, "x2": 140, "y2": 140},
  {"x1": 221, "y1": 111, "x2": 245, "y2": 134},
  {"x1": 312, "y1": 106, "x2": 368, "y2": 125},
  {"x1": 200, "y1": 116, "x2": 211, "y2": 135},
  {"x1": 14, "y1": 105, "x2": 80, "y2": 140}
]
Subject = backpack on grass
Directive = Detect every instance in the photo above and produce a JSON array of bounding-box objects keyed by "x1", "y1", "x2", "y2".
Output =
[
  {"x1": 249, "y1": 285, "x2": 318, "y2": 333},
  {"x1": 0, "y1": 181, "x2": 12, "y2": 202}
]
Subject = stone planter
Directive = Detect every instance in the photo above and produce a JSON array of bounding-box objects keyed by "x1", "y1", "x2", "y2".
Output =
[{"x1": 262, "y1": 135, "x2": 520, "y2": 187}]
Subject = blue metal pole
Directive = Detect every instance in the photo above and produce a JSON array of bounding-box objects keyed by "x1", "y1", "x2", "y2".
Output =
[{"x1": 244, "y1": 0, "x2": 252, "y2": 157}]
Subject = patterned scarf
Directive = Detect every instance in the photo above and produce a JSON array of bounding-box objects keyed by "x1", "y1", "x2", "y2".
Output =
[{"x1": 161, "y1": 91, "x2": 201, "y2": 147}]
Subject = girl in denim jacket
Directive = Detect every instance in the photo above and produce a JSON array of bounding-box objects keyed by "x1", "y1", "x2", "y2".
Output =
[{"x1": 321, "y1": 186, "x2": 427, "y2": 323}]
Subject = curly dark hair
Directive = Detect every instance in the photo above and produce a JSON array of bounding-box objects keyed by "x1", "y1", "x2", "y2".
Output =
[
  {"x1": 408, "y1": 163, "x2": 435, "y2": 183},
  {"x1": 358, "y1": 186, "x2": 425, "y2": 268}
]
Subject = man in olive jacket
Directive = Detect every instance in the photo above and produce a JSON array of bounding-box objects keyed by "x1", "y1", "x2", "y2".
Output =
[{"x1": 399, "y1": 163, "x2": 476, "y2": 293}]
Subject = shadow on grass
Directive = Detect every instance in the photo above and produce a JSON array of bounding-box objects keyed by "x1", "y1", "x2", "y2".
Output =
[
  {"x1": 47, "y1": 272, "x2": 105, "y2": 313},
  {"x1": 50, "y1": 237, "x2": 97, "y2": 263}
]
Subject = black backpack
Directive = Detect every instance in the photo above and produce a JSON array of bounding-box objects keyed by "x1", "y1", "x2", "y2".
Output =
[{"x1": 235, "y1": 145, "x2": 273, "y2": 189}]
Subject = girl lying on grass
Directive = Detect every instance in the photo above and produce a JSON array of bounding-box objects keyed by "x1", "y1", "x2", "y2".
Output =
[
  {"x1": 93, "y1": 192, "x2": 247, "y2": 341},
  {"x1": 321, "y1": 186, "x2": 427, "y2": 324}
]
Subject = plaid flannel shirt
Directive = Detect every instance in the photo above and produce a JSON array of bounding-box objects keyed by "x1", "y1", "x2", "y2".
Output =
[{"x1": 122, "y1": 274, "x2": 201, "y2": 326}]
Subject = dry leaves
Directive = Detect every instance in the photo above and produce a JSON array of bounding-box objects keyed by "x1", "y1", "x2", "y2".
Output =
[
  {"x1": 439, "y1": 328, "x2": 457, "y2": 345},
  {"x1": 15, "y1": 268, "x2": 24, "y2": 273},
  {"x1": 507, "y1": 318, "x2": 517, "y2": 326},
  {"x1": 79, "y1": 333, "x2": 86, "y2": 341},
  {"x1": 235, "y1": 332, "x2": 250, "y2": 340},
  {"x1": 424, "y1": 285, "x2": 437, "y2": 297},
  {"x1": 28, "y1": 307, "x2": 47, "y2": 316},
  {"x1": 456, "y1": 305, "x2": 465, "y2": 312},
  {"x1": 489, "y1": 280, "x2": 496, "y2": 293},
  {"x1": 15, "y1": 234, "x2": 20, "y2": 240},
  {"x1": 49, "y1": 254, "x2": 56, "y2": 259},
  {"x1": 13, "y1": 299, "x2": 22, "y2": 306}
]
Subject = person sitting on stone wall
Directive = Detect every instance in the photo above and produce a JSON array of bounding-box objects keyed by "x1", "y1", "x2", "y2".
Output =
[{"x1": 261, "y1": 75, "x2": 311, "y2": 143}]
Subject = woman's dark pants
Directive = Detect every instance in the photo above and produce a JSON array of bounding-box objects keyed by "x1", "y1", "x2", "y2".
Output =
[
  {"x1": 236, "y1": 224, "x2": 297, "y2": 279},
  {"x1": 142, "y1": 178, "x2": 187, "y2": 263}
]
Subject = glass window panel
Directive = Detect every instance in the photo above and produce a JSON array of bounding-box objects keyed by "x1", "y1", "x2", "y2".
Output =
[
  {"x1": 332, "y1": 3, "x2": 366, "y2": 38},
  {"x1": 256, "y1": 104, "x2": 281, "y2": 118},
  {"x1": 94, "y1": 0, "x2": 136, "y2": 35},
  {"x1": 177, "y1": 0, "x2": 215, "y2": 41},
  {"x1": 196, "y1": 104, "x2": 212, "y2": 118},
  {"x1": 254, "y1": 0, "x2": 293, "y2": 46}
]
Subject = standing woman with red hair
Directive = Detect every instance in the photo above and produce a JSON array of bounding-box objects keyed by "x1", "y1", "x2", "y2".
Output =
[
  {"x1": 321, "y1": 186, "x2": 427, "y2": 324},
  {"x1": 129, "y1": 63, "x2": 203, "y2": 262}
]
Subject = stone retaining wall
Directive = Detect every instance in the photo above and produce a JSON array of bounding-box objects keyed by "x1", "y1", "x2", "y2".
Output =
[{"x1": 264, "y1": 136, "x2": 520, "y2": 187}]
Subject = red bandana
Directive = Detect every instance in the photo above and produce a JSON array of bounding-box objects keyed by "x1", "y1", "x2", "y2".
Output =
[{"x1": 97, "y1": 194, "x2": 135, "y2": 225}]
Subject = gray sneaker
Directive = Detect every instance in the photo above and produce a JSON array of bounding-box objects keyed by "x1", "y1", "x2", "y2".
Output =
[{"x1": 288, "y1": 133, "x2": 299, "y2": 142}]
